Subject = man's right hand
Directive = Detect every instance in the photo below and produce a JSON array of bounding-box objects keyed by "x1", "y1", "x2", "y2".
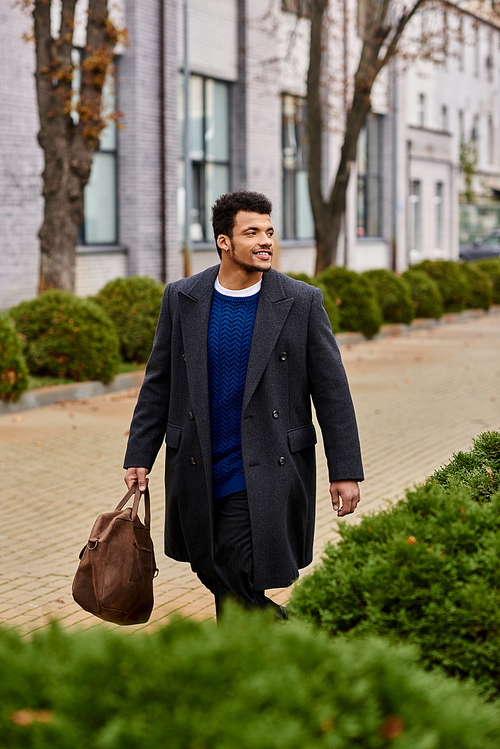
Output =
[{"x1": 124, "y1": 467, "x2": 150, "y2": 492}]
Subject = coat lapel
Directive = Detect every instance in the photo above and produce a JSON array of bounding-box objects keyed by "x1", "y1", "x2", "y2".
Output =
[
  {"x1": 178, "y1": 266, "x2": 219, "y2": 488},
  {"x1": 242, "y1": 269, "x2": 294, "y2": 414}
]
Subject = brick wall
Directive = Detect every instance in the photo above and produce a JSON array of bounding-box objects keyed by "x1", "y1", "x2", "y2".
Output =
[{"x1": 0, "y1": 4, "x2": 43, "y2": 310}]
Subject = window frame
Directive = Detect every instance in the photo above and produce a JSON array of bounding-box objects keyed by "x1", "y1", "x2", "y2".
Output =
[
  {"x1": 74, "y1": 49, "x2": 120, "y2": 247},
  {"x1": 179, "y1": 73, "x2": 232, "y2": 244},
  {"x1": 281, "y1": 93, "x2": 314, "y2": 241}
]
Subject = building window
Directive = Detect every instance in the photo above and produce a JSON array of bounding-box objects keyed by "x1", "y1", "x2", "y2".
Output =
[
  {"x1": 178, "y1": 75, "x2": 230, "y2": 242},
  {"x1": 357, "y1": 113, "x2": 383, "y2": 238},
  {"x1": 409, "y1": 180, "x2": 422, "y2": 256},
  {"x1": 474, "y1": 23, "x2": 480, "y2": 77},
  {"x1": 441, "y1": 105, "x2": 448, "y2": 131},
  {"x1": 472, "y1": 113, "x2": 480, "y2": 143},
  {"x1": 434, "y1": 182, "x2": 443, "y2": 256},
  {"x1": 282, "y1": 94, "x2": 314, "y2": 240},
  {"x1": 458, "y1": 17, "x2": 464, "y2": 71},
  {"x1": 73, "y1": 49, "x2": 118, "y2": 245},
  {"x1": 458, "y1": 109, "x2": 464, "y2": 141},
  {"x1": 488, "y1": 115, "x2": 495, "y2": 164},
  {"x1": 487, "y1": 29, "x2": 494, "y2": 82},
  {"x1": 417, "y1": 93, "x2": 426, "y2": 127}
]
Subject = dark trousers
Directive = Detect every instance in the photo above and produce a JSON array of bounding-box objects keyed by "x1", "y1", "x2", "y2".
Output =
[{"x1": 197, "y1": 490, "x2": 284, "y2": 619}]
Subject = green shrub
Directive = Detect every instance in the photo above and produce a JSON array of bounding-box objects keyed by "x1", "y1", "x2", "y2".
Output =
[
  {"x1": 94, "y1": 276, "x2": 165, "y2": 362},
  {"x1": 473, "y1": 258, "x2": 500, "y2": 304},
  {"x1": 2, "y1": 608, "x2": 500, "y2": 748},
  {"x1": 401, "y1": 269, "x2": 444, "y2": 319},
  {"x1": 460, "y1": 263, "x2": 492, "y2": 310},
  {"x1": 290, "y1": 433, "x2": 500, "y2": 699},
  {"x1": 0, "y1": 313, "x2": 29, "y2": 402},
  {"x1": 318, "y1": 266, "x2": 383, "y2": 337},
  {"x1": 411, "y1": 260, "x2": 469, "y2": 312},
  {"x1": 363, "y1": 269, "x2": 415, "y2": 324},
  {"x1": 430, "y1": 431, "x2": 500, "y2": 502},
  {"x1": 9, "y1": 290, "x2": 120, "y2": 384},
  {"x1": 287, "y1": 273, "x2": 340, "y2": 333}
]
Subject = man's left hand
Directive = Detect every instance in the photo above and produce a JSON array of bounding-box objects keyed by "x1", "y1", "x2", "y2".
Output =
[{"x1": 330, "y1": 480, "x2": 360, "y2": 517}]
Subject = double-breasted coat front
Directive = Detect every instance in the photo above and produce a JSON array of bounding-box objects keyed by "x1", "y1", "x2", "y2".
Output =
[{"x1": 124, "y1": 265, "x2": 364, "y2": 590}]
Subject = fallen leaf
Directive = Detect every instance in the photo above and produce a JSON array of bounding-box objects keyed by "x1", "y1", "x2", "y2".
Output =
[
  {"x1": 11, "y1": 709, "x2": 53, "y2": 726},
  {"x1": 380, "y1": 715, "x2": 404, "y2": 740}
]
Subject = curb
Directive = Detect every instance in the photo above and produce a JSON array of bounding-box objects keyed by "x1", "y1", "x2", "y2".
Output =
[
  {"x1": 335, "y1": 306, "x2": 500, "y2": 348},
  {"x1": 1, "y1": 307, "x2": 499, "y2": 416},
  {"x1": 0, "y1": 369, "x2": 145, "y2": 416}
]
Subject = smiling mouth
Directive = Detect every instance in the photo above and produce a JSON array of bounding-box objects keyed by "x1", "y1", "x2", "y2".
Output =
[{"x1": 254, "y1": 250, "x2": 272, "y2": 259}]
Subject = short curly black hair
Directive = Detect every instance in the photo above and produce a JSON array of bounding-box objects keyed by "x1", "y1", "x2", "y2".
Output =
[{"x1": 211, "y1": 190, "x2": 273, "y2": 258}]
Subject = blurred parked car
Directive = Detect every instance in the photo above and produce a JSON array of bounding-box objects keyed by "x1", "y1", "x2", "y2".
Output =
[{"x1": 460, "y1": 230, "x2": 500, "y2": 260}]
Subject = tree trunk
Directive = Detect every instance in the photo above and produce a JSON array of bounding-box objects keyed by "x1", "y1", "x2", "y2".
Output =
[
  {"x1": 307, "y1": 0, "x2": 423, "y2": 275},
  {"x1": 314, "y1": 81, "x2": 371, "y2": 274},
  {"x1": 33, "y1": 0, "x2": 117, "y2": 293},
  {"x1": 38, "y1": 135, "x2": 93, "y2": 292}
]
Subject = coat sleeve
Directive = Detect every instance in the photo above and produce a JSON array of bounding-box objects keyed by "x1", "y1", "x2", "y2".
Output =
[
  {"x1": 123, "y1": 283, "x2": 172, "y2": 470},
  {"x1": 306, "y1": 287, "x2": 364, "y2": 483}
]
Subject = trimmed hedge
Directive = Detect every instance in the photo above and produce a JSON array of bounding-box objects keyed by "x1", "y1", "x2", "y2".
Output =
[
  {"x1": 93, "y1": 276, "x2": 165, "y2": 363},
  {"x1": 411, "y1": 260, "x2": 469, "y2": 313},
  {"x1": 287, "y1": 273, "x2": 340, "y2": 333},
  {"x1": 290, "y1": 431, "x2": 500, "y2": 699},
  {"x1": 473, "y1": 258, "x2": 500, "y2": 304},
  {"x1": 363, "y1": 269, "x2": 415, "y2": 324},
  {"x1": 318, "y1": 266, "x2": 383, "y2": 337},
  {"x1": 460, "y1": 263, "x2": 492, "y2": 311},
  {"x1": 9, "y1": 290, "x2": 120, "y2": 384},
  {"x1": 401, "y1": 269, "x2": 444, "y2": 319},
  {"x1": 431, "y1": 430, "x2": 500, "y2": 502},
  {"x1": 2, "y1": 609, "x2": 500, "y2": 748},
  {"x1": 0, "y1": 313, "x2": 29, "y2": 402}
]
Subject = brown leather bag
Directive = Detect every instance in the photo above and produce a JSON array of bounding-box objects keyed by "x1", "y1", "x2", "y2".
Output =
[{"x1": 72, "y1": 484, "x2": 158, "y2": 625}]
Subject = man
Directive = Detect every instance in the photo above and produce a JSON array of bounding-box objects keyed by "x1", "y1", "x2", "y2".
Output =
[{"x1": 124, "y1": 190, "x2": 363, "y2": 618}]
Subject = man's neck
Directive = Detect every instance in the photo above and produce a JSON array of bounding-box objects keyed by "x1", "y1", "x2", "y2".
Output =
[{"x1": 217, "y1": 266, "x2": 263, "y2": 291}]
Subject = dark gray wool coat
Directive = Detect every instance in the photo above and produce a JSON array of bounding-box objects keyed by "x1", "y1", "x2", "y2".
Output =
[{"x1": 124, "y1": 265, "x2": 364, "y2": 590}]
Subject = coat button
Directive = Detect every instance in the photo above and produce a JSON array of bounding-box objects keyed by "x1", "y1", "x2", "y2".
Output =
[
  {"x1": 272, "y1": 410, "x2": 279, "y2": 419},
  {"x1": 190, "y1": 457, "x2": 197, "y2": 466},
  {"x1": 188, "y1": 412, "x2": 194, "y2": 421},
  {"x1": 280, "y1": 352, "x2": 287, "y2": 361},
  {"x1": 182, "y1": 353, "x2": 186, "y2": 362},
  {"x1": 278, "y1": 456, "x2": 286, "y2": 466}
]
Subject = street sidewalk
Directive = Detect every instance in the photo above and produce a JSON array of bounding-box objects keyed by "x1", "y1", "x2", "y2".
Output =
[{"x1": 1, "y1": 313, "x2": 499, "y2": 633}]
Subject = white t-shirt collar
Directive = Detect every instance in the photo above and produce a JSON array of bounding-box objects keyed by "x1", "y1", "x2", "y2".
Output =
[{"x1": 214, "y1": 276, "x2": 262, "y2": 297}]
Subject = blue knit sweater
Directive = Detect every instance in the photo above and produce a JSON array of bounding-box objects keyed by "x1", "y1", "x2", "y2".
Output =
[{"x1": 207, "y1": 288, "x2": 259, "y2": 499}]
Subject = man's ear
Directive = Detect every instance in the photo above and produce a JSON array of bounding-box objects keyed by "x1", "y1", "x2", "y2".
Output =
[{"x1": 217, "y1": 234, "x2": 230, "y2": 254}]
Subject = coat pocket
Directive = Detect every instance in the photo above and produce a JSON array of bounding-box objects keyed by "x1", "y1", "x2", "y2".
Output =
[
  {"x1": 287, "y1": 423, "x2": 317, "y2": 453},
  {"x1": 165, "y1": 423, "x2": 182, "y2": 449}
]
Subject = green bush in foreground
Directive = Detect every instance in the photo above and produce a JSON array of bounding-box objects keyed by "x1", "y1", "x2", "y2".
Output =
[
  {"x1": 431, "y1": 430, "x2": 500, "y2": 502},
  {"x1": 400, "y1": 269, "x2": 444, "y2": 319},
  {"x1": 94, "y1": 276, "x2": 165, "y2": 362},
  {"x1": 473, "y1": 258, "x2": 500, "y2": 304},
  {"x1": 411, "y1": 260, "x2": 469, "y2": 313},
  {"x1": 9, "y1": 290, "x2": 120, "y2": 384},
  {"x1": 290, "y1": 435, "x2": 500, "y2": 698},
  {"x1": 363, "y1": 269, "x2": 415, "y2": 325},
  {"x1": 287, "y1": 273, "x2": 340, "y2": 332},
  {"x1": 318, "y1": 266, "x2": 383, "y2": 337},
  {"x1": 460, "y1": 263, "x2": 492, "y2": 310},
  {"x1": 2, "y1": 608, "x2": 500, "y2": 749},
  {"x1": 0, "y1": 313, "x2": 29, "y2": 402}
]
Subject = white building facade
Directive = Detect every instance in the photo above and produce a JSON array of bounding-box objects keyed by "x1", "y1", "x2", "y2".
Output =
[{"x1": 1, "y1": 0, "x2": 500, "y2": 310}]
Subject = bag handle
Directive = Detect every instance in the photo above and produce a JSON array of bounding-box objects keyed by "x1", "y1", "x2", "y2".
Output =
[{"x1": 115, "y1": 483, "x2": 151, "y2": 530}]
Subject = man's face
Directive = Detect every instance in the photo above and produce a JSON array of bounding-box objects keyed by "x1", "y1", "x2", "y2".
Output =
[{"x1": 219, "y1": 211, "x2": 274, "y2": 274}]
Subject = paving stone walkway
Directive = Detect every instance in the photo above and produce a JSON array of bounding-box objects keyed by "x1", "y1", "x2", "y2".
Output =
[{"x1": 1, "y1": 313, "x2": 499, "y2": 633}]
